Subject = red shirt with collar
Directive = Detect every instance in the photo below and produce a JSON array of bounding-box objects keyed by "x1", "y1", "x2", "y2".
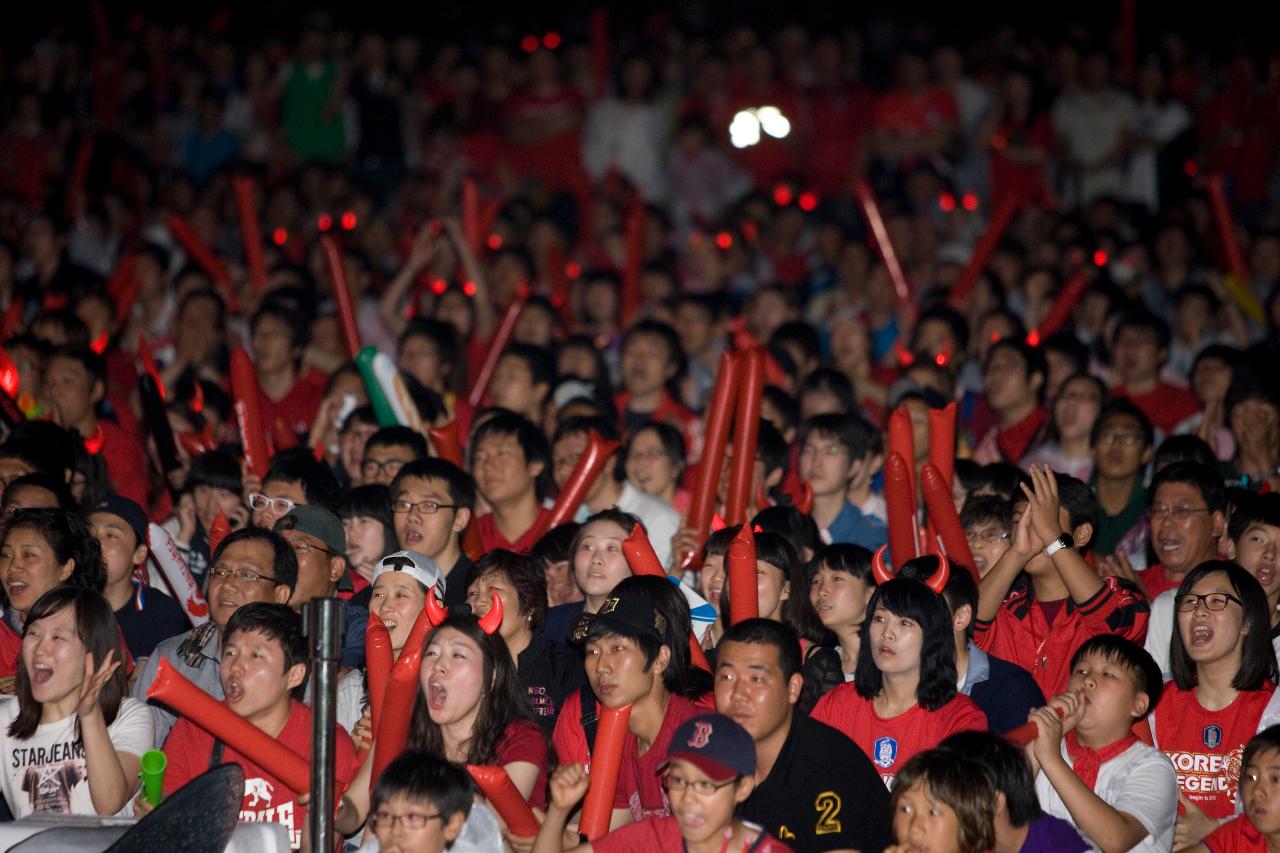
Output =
[
  {"x1": 1135, "y1": 563, "x2": 1183, "y2": 599},
  {"x1": 996, "y1": 406, "x2": 1048, "y2": 464},
  {"x1": 1204, "y1": 814, "x2": 1268, "y2": 852},
  {"x1": 1114, "y1": 382, "x2": 1200, "y2": 436},
  {"x1": 974, "y1": 577, "x2": 1150, "y2": 697},
  {"x1": 474, "y1": 507, "x2": 553, "y2": 554},
  {"x1": 258, "y1": 367, "x2": 328, "y2": 440},
  {"x1": 96, "y1": 419, "x2": 151, "y2": 508}
]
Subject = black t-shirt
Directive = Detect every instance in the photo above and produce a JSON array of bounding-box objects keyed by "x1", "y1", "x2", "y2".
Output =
[
  {"x1": 742, "y1": 714, "x2": 891, "y2": 853},
  {"x1": 517, "y1": 633, "x2": 585, "y2": 733},
  {"x1": 114, "y1": 584, "x2": 190, "y2": 661}
]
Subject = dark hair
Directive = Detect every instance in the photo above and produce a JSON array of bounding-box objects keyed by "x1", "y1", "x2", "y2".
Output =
[
  {"x1": 586, "y1": 574, "x2": 711, "y2": 700},
  {"x1": 912, "y1": 304, "x2": 971, "y2": 355},
  {"x1": 1091, "y1": 399, "x2": 1154, "y2": 450},
  {"x1": 985, "y1": 338, "x2": 1047, "y2": 401},
  {"x1": 719, "y1": 530, "x2": 831, "y2": 646},
  {"x1": 336, "y1": 485, "x2": 399, "y2": 557},
  {"x1": 9, "y1": 587, "x2": 128, "y2": 739},
  {"x1": 977, "y1": 462, "x2": 1031, "y2": 501},
  {"x1": 939, "y1": 562, "x2": 980, "y2": 641},
  {"x1": 622, "y1": 320, "x2": 686, "y2": 384},
  {"x1": 500, "y1": 343, "x2": 556, "y2": 389},
  {"x1": 1053, "y1": 473, "x2": 1100, "y2": 550},
  {"x1": 1043, "y1": 332, "x2": 1091, "y2": 378},
  {"x1": 552, "y1": 414, "x2": 622, "y2": 448},
  {"x1": 799, "y1": 412, "x2": 883, "y2": 461},
  {"x1": 188, "y1": 449, "x2": 245, "y2": 495},
  {"x1": 752, "y1": 506, "x2": 819, "y2": 559},
  {"x1": 365, "y1": 426, "x2": 429, "y2": 461},
  {"x1": 1069, "y1": 635, "x2": 1162, "y2": 714},
  {"x1": 469, "y1": 411, "x2": 552, "y2": 498},
  {"x1": 466, "y1": 549, "x2": 548, "y2": 634},
  {"x1": 1153, "y1": 435, "x2": 1216, "y2": 471},
  {"x1": 960, "y1": 495, "x2": 1013, "y2": 532},
  {"x1": 263, "y1": 448, "x2": 342, "y2": 512},
  {"x1": 530, "y1": 522, "x2": 580, "y2": 569},
  {"x1": 809, "y1": 543, "x2": 874, "y2": 584},
  {"x1": 890, "y1": 749, "x2": 995, "y2": 853},
  {"x1": 370, "y1": 751, "x2": 473, "y2": 824},
  {"x1": 1111, "y1": 308, "x2": 1171, "y2": 352},
  {"x1": 390, "y1": 458, "x2": 477, "y2": 512},
  {"x1": 771, "y1": 321, "x2": 823, "y2": 370},
  {"x1": 625, "y1": 421, "x2": 687, "y2": 471},
  {"x1": 761, "y1": 386, "x2": 799, "y2": 437},
  {"x1": 224, "y1": 602, "x2": 309, "y2": 699},
  {"x1": 1229, "y1": 493, "x2": 1280, "y2": 542},
  {"x1": 1225, "y1": 363, "x2": 1280, "y2": 419},
  {"x1": 212, "y1": 527, "x2": 299, "y2": 592},
  {"x1": 702, "y1": 525, "x2": 739, "y2": 561},
  {"x1": 1169, "y1": 561, "x2": 1278, "y2": 692},
  {"x1": 1243, "y1": 726, "x2": 1280, "y2": 779},
  {"x1": 939, "y1": 730, "x2": 1041, "y2": 827},
  {"x1": 720, "y1": 618, "x2": 803, "y2": 681},
  {"x1": 399, "y1": 318, "x2": 462, "y2": 393},
  {"x1": 798, "y1": 368, "x2": 856, "y2": 413},
  {"x1": 570, "y1": 507, "x2": 644, "y2": 559},
  {"x1": 4, "y1": 508, "x2": 105, "y2": 595},
  {"x1": 854, "y1": 578, "x2": 957, "y2": 711},
  {"x1": 407, "y1": 614, "x2": 542, "y2": 765},
  {"x1": 251, "y1": 301, "x2": 309, "y2": 351},
  {"x1": 753, "y1": 420, "x2": 788, "y2": 481},
  {"x1": 2, "y1": 472, "x2": 73, "y2": 509},
  {"x1": 48, "y1": 345, "x2": 107, "y2": 390},
  {"x1": 1149, "y1": 461, "x2": 1227, "y2": 514}
]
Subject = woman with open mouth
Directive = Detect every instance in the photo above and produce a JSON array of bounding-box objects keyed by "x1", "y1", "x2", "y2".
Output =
[{"x1": 0, "y1": 585, "x2": 152, "y2": 818}]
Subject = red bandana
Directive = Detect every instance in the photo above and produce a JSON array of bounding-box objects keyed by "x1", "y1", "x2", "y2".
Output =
[{"x1": 1065, "y1": 730, "x2": 1138, "y2": 790}]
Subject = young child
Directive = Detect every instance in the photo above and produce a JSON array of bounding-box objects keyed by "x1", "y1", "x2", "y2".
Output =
[
  {"x1": 145, "y1": 603, "x2": 360, "y2": 850},
  {"x1": 358, "y1": 750, "x2": 472, "y2": 853},
  {"x1": 1027, "y1": 635, "x2": 1177, "y2": 853},
  {"x1": 533, "y1": 712, "x2": 792, "y2": 852},
  {"x1": 976, "y1": 466, "x2": 1150, "y2": 696},
  {"x1": 1149, "y1": 561, "x2": 1280, "y2": 848},
  {"x1": 1187, "y1": 725, "x2": 1280, "y2": 853},
  {"x1": 812, "y1": 573, "x2": 988, "y2": 788},
  {"x1": 886, "y1": 748, "x2": 996, "y2": 853}
]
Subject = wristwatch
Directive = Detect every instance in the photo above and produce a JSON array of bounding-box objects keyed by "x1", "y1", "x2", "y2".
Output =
[{"x1": 1045, "y1": 532, "x2": 1074, "y2": 557}]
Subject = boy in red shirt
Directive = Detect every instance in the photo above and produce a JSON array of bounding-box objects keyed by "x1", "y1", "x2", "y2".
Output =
[
  {"x1": 973, "y1": 338, "x2": 1048, "y2": 465},
  {"x1": 1109, "y1": 309, "x2": 1200, "y2": 436},
  {"x1": 976, "y1": 466, "x2": 1149, "y2": 697},
  {"x1": 138, "y1": 602, "x2": 359, "y2": 850},
  {"x1": 1192, "y1": 726, "x2": 1280, "y2": 853},
  {"x1": 469, "y1": 411, "x2": 552, "y2": 554}
]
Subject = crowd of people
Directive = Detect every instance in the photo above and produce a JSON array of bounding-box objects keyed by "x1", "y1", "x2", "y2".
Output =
[{"x1": 0, "y1": 5, "x2": 1279, "y2": 853}]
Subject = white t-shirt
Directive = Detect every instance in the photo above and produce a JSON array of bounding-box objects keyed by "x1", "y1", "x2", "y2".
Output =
[
  {"x1": 337, "y1": 667, "x2": 366, "y2": 735},
  {"x1": 0, "y1": 695, "x2": 153, "y2": 818},
  {"x1": 1035, "y1": 739, "x2": 1177, "y2": 853}
]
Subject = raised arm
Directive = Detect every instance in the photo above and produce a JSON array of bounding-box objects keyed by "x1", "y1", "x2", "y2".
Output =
[{"x1": 78, "y1": 651, "x2": 141, "y2": 815}]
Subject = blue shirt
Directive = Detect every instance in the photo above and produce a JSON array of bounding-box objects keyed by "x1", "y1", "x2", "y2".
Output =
[{"x1": 825, "y1": 501, "x2": 889, "y2": 552}]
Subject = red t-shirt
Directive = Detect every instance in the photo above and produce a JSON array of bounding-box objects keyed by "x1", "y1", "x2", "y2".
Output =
[
  {"x1": 810, "y1": 686, "x2": 987, "y2": 788},
  {"x1": 474, "y1": 507, "x2": 553, "y2": 554},
  {"x1": 1204, "y1": 814, "x2": 1268, "y2": 852},
  {"x1": 1136, "y1": 563, "x2": 1183, "y2": 599},
  {"x1": 162, "y1": 700, "x2": 360, "y2": 850},
  {"x1": 97, "y1": 419, "x2": 151, "y2": 509},
  {"x1": 594, "y1": 816, "x2": 793, "y2": 853},
  {"x1": 258, "y1": 367, "x2": 328, "y2": 439},
  {"x1": 0, "y1": 620, "x2": 20, "y2": 677},
  {"x1": 1154, "y1": 684, "x2": 1276, "y2": 818},
  {"x1": 997, "y1": 407, "x2": 1048, "y2": 464},
  {"x1": 497, "y1": 719, "x2": 549, "y2": 810},
  {"x1": 1113, "y1": 383, "x2": 1200, "y2": 436}
]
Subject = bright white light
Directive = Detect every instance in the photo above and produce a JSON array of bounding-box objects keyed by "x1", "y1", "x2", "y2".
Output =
[
  {"x1": 757, "y1": 106, "x2": 791, "y2": 139},
  {"x1": 729, "y1": 110, "x2": 761, "y2": 149}
]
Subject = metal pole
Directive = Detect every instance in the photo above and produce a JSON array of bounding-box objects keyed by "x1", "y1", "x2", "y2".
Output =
[{"x1": 306, "y1": 598, "x2": 344, "y2": 852}]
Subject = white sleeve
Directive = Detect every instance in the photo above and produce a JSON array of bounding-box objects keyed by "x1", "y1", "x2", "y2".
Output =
[
  {"x1": 1144, "y1": 591, "x2": 1176, "y2": 679},
  {"x1": 1104, "y1": 748, "x2": 1178, "y2": 850},
  {"x1": 106, "y1": 697, "x2": 157, "y2": 757}
]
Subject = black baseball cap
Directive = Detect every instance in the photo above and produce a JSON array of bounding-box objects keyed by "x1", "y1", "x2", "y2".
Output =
[
  {"x1": 584, "y1": 592, "x2": 668, "y2": 644},
  {"x1": 90, "y1": 495, "x2": 149, "y2": 548}
]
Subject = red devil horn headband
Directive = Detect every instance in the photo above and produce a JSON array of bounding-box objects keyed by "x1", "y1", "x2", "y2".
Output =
[{"x1": 870, "y1": 546, "x2": 950, "y2": 594}]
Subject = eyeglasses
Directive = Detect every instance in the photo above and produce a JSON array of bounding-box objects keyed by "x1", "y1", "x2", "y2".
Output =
[
  {"x1": 249, "y1": 493, "x2": 295, "y2": 514},
  {"x1": 361, "y1": 459, "x2": 409, "y2": 478},
  {"x1": 627, "y1": 448, "x2": 670, "y2": 463},
  {"x1": 799, "y1": 444, "x2": 848, "y2": 459},
  {"x1": 209, "y1": 566, "x2": 280, "y2": 585},
  {"x1": 966, "y1": 528, "x2": 1010, "y2": 545},
  {"x1": 367, "y1": 811, "x2": 444, "y2": 830},
  {"x1": 1097, "y1": 432, "x2": 1144, "y2": 447},
  {"x1": 660, "y1": 771, "x2": 739, "y2": 796},
  {"x1": 1149, "y1": 505, "x2": 1214, "y2": 523},
  {"x1": 1176, "y1": 592, "x2": 1244, "y2": 613},
  {"x1": 391, "y1": 500, "x2": 457, "y2": 515},
  {"x1": 286, "y1": 538, "x2": 341, "y2": 557}
]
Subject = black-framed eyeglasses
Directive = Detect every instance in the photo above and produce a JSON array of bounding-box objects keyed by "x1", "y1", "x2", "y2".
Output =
[
  {"x1": 391, "y1": 499, "x2": 457, "y2": 515},
  {"x1": 660, "y1": 770, "x2": 739, "y2": 795},
  {"x1": 361, "y1": 459, "x2": 409, "y2": 477},
  {"x1": 209, "y1": 566, "x2": 280, "y2": 585},
  {"x1": 1176, "y1": 592, "x2": 1243, "y2": 613},
  {"x1": 367, "y1": 811, "x2": 445, "y2": 830}
]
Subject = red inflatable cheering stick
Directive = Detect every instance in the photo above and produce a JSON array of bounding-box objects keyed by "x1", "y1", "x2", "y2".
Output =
[
  {"x1": 526, "y1": 430, "x2": 620, "y2": 544},
  {"x1": 622, "y1": 523, "x2": 665, "y2": 578},
  {"x1": 370, "y1": 605, "x2": 434, "y2": 786},
  {"x1": 208, "y1": 512, "x2": 232, "y2": 556},
  {"x1": 919, "y1": 464, "x2": 978, "y2": 581},
  {"x1": 147, "y1": 659, "x2": 311, "y2": 795},
  {"x1": 468, "y1": 299, "x2": 523, "y2": 407},
  {"x1": 321, "y1": 236, "x2": 362, "y2": 360},
  {"x1": 467, "y1": 765, "x2": 540, "y2": 838},
  {"x1": 364, "y1": 614, "x2": 393, "y2": 746},
  {"x1": 1004, "y1": 706, "x2": 1066, "y2": 748},
  {"x1": 883, "y1": 452, "x2": 920, "y2": 568},
  {"x1": 427, "y1": 420, "x2": 464, "y2": 468},
  {"x1": 579, "y1": 704, "x2": 632, "y2": 840},
  {"x1": 726, "y1": 523, "x2": 759, "y2": 625},
  {"x1": 230, "y1": 347, "x2": 271, "y2": 480},
  {"x1": 725, "y1": 347, "x2": 764, "y2": 525},
  {"x1": 927, "y1": 403, "x2": 957, "y2": 489},
  {"x1": 682, "y1": 350, "x2": 739, "y2": 569},
  {"x1": 231, "y1": 176, "x2": 268, "y2": 292}
]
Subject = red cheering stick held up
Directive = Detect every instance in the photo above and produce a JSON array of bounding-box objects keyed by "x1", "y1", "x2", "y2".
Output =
[
  {"x1": 147, "y1": 659, "x2": 311, "y2": 794},
  {"x1": 208, "y1": 512, "x2": 232, "y2": 556},
  {"x1": 726, "y1": 523, "x2": 760, "y2": 625},
  {"x1": 0, "y1": 348, "x2": 20, "y2": 400},
  {"x1": 467, "y1": 765, "x2": 540, "y2": 837},
  {"x1": 682, "y1": 350, "x2": 739, "y2": 569},
  {"x1": 854, "y1": 179, "x2": 913, "y2": 316},
  {"x1": 1027, "y1": 269, "x2": 1089, "y2": 346},
  {"x1": 1206, "y1": 173, "x2": 1266, "y2": 323},
  {"x1": 620, "y1": 198, "x2": 645, "y2": 325},
  {"x1": 579, "y1": 704, "x2": 631, "y2": 840},
  {"x1": 883, "y1": 452, "x2": 920, "y2": 567},
  {"x1": 468, "y1": 299, "x2": 523, "y2": 408},
  {"x1": 527, "y1": 430, "x2": 620, "y2": 545},
  {"x1": 230, "y1": 347, "x2": 271, "y2": 479},
  {"x1": 919, "y1": 464, "x2": 978, "y2": 581},
  {"x1": 106, "y1": 254, "x2": 140, "y2": 332},
  {"x1": 622, "y1": 523, "x2": 665, "y2": 577},
  {"x1": 231, "y1": 176, "x2": 268, "y2": 292},
  {"x1": 1005, "y1": 706, "x2": 1065, "y2": 748},
  {"x1": 928, "y1": 402, "x2": 957, "y2": 489},
  {"x1": 165, "y1": 213, "x2": 232, "y2": 287},
  {"x1": 948, "y1": 192, "x2": 1024, "y2": 308},
  {"x1": 321, "y1": 236, "x2": 362, "y2": 360},
  {"x1": 725, "y1": 347, "x2": 765, "y2": 525},
  {"x1": 462, "y1": 179, "x2": 482, "y2": 256},
  {"x1": 364, "y1": 614, "x2": 393, "y2": 744},
  {"x1": 137, "y1": 338, "x2": 165, "y2": 400},
  {"x1": 427, "y1": 420, "x2": 464, "y2": 468},
  {"x1": 461, "y1": 523, "x2": 484, "y2": 561},
  {"x1": 371, "y1": 605, "x2": 434, "y2": 787}
]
